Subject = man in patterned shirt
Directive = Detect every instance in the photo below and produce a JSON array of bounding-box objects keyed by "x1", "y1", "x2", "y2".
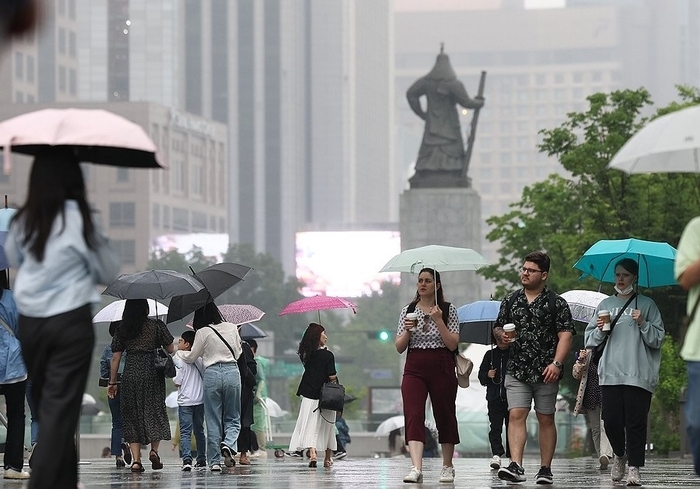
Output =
[{"x1": 493, "y1": 251, "x2": 575, "y2": 485}]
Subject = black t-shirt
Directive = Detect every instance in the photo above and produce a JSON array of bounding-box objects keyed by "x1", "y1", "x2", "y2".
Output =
[{"x1": 296, "y1": 348, "x2": 337, "y2": 399}]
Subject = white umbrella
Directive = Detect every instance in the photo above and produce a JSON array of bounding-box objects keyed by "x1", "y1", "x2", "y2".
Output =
[
  {"x1": 93, "y1": 299, "x2": 168, "y2": 323},
  {"x1": 379, "y1": 245, "x2": 489, "y2": 274},
  {"x1": 260, "y1": 398, "x2": 288, "y2": 418},
  {"x1": 607, "y1": 105, "x2": 700, "y2": 174},
  {"x1": 561, "y1": 290, "x2": 609, "y2": 324},
  {"x1": 165, "y1": 391, "x2": 178, "y2": 409},
  {"x1": 375, "y1": 415, "x2": 404, "y2": 436}
]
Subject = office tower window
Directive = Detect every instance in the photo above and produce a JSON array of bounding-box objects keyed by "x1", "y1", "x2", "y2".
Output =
[
  {"x1": 15, "y1": 91, "x2": 24, "y2": 103},
  {"x1": 27, "y1": 95, "x2": 35, "y2": 103},
  {"x1": 69, "y1": 69, "x2": 77, "y2": 95},
  {"x1": 59, "y1": 66, "x2": 66, "y2": 92},
  {"x1": 152, "y1": 204, "x2": 160, "y2": 229},
  {"x1": 109, "y1": 202, "x2": 135, "y2": 227},
  {"x1": 113, "y1": 240, "x2": 135, "y2": 265},
  {"x1": 14, "y1": 52, "x2": 23, "y2": 79},
  {"x1": 163, "y1": 206, "x2": 171, "y2": 230},
  {"x1": 58, "y1": 28, "x2": 66, "y2": 54},
  {"x1": 116, "y1": 167, "x2": 129, "y2": 182},
  {"x1": 535, "y1": 74, "x2": 547, "y2": 85},
  {"x1": 26, "y1": 55, "x2": 34, "y2": 83},
  {"x1": 69, "y1": 31, "x2": 76, "y2": 57},
  {"x1": 210, "y1": 216, "x2": 216, "y2": 231},
  {"x1": 173, "y1": 208, "x2": 189, "y2": 231},
  {"x1": 58, "y1": 0, "x2": 66, "y2": 15},
  {"x1": 68, "y1": 0, "x2": 76, "y2": 19},
  {"x1": 192, "y1": 211, "x2": 207, "y2": 231},
  {"x1": 554, "y1": 73, "x2": 565, "y2": 84}
]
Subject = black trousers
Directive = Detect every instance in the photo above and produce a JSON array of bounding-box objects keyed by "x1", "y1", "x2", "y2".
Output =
[
  {"x1": 601, "y1": 384, "x2": 652, "y2": 467},
  {"x1": 487, "y1": 398, "x2": 510, "y2": 458},
  {"x1": 18, "y1": 305, "x2": 94, "y2": 489},
  {"x1": 1, "y1": 380, "x2": 27, "y2": 471}
]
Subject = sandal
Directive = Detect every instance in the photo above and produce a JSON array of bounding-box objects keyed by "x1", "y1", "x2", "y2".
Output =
[
  {"x1": 149, "y1": 450, "x2": 163, "y2": 470},
  {"x1": 323, "y1": 460, "x2": 333, "y2": 468},
  {"x1": 130, "y1": 461, "x2": 145, "y2": 473},
  {"x1": 308, "y1": 460, "x2": 317, "y2": 468}
]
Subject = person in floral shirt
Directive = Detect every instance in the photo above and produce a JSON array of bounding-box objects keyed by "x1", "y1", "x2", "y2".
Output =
[{"x1": 493, "y1": 251, "x2": 574, "y2": 485}]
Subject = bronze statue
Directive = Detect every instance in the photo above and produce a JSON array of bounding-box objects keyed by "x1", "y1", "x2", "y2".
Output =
[{"x1": 407, "y1": 45, "x2": 485, "y2": 188}]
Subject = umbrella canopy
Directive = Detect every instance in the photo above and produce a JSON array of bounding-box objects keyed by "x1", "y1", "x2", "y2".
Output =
[
  {"x1": 0, "y1": 108, "x2": 167, "y2": 171},
  {"x1": 607, "y1": 105, "x2": 700, "y2": 174},
  {"x1": 0, "y1": 207, "x2": 16, "y2": 269},
  {"x1": 375, "y1": 415, "x2": 405, "y2": 436},
  {"x1": 457, "y1": 300, "x2": 500, "y2": 345},
  {"x1": 187, "y1": 304, "x2": 265, "y2": 327},
  {"x1": 102, "y1": 270, "x2": 205, "y2": 300},
  {"x1": 239, "y1": 323, "x2": 268, "y2": 340},
  {"x1": 561, "y1": 290, "x2": 609, "y2": 323},
  {"x1": 93, "y1": 299, "x2": 168, "y2": 323},
  {"x1": 572, "y1": 238, "x2": 677, "y2": 288},
  {"x1": 166, "y1": 262, "x2": 253, "y2": 323},
  {"x1": 260, "y1": 398, "x2": 288, "y2": 418},
  {"x1": 279, "y1": 295, "x2": 357, "y2": 323},
  {"x1": 379, "y1": 245, "x2": 489, "y2": 274}
]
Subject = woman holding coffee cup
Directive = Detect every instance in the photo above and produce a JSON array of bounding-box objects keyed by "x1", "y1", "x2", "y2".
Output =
[
  {"x1": 584, "y1": 258, "x2": 664, "y2": 486},
  {"x1": 395, "y1": 268, "x2": 460, "y2": 484}
]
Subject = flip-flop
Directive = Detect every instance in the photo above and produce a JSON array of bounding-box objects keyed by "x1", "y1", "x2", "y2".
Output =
[{"x1": 149, "y1": 450, "x2": 163, "y2": 470}]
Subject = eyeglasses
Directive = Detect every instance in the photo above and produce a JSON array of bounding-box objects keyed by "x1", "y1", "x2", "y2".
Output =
[{"x1": 520, "y1": 267, "x2": 543, "y2": 275}]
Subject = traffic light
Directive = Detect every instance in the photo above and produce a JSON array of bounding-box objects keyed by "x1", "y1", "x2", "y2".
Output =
[
  {"x1": 365, "y1": 330, "x2": 391, "y2": 341},
  {"x1": 377, "y1": 330, "x2": 390, "y2": 342}
]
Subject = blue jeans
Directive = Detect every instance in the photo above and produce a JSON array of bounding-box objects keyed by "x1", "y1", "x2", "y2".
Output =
[
  {"x1": 686, "y1": 361, "x2": 700, "y2": 476},
  {"x1": 107, "y1": 393, "x2": 123, "y2": 456},
  {"x1": 203, "y1": 362, "x2": 241, "y2": 466},
  {"x1": 179, "y1": 404, "x2": 206, "y2": 464}
]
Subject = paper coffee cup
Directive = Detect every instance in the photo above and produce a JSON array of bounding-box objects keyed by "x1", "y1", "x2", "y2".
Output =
[
  {"x1": 503, "y1": 323, "x2": 516, "y2": 340},
  {"x1": 599, "y1": 310, "x2": 611, "y2": 332},
  {"x1": 405, "y1": 312, "x2": 419, "y2": 330}
]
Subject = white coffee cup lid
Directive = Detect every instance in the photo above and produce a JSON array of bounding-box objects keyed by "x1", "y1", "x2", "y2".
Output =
[{"x1": 503, "y1": 323, "x2": 516, "y2": 331}]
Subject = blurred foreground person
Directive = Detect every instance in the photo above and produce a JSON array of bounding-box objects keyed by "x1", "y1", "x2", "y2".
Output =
[{"x1": 6, "y1": 149, "x2": 119, "y2": 488}]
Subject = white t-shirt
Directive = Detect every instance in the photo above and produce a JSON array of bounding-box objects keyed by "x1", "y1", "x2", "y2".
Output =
[{"x1": 173, "y1": 351, "x2": 204, "y2": 406}]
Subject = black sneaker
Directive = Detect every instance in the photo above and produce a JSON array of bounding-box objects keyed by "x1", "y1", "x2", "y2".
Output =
[
  {"x1": 220, "y1": 442, "x2": 236, "y2": 467},
  {"x1": 535, "y1": 465, "x2": 553, "y2": 484},
  {"x1": 194, "y1": 460, "x2": 207, "y2": 470},
  {"x1": 182, "y1": 458, "x2": 193, "y2": 472},
  {"x1": 498, "y1": 461, "x2": 526, "y2": 483},
  {"x1": 333, "y1": 451, "x2": 347, "y2": 460},
  {"x1": 288, "y1": 451, "x2": 303, "y2": 458}
]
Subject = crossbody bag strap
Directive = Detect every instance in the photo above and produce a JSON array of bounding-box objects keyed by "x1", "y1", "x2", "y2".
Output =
[
  {"x1": 608, "y1": 293, "x2": 637, "y2": 333},
  {"x1": 0, "y1": 317, "x2": 16, "y2": 337},
  {"x1": 206, "y1": 325, "x2": 237, "y2": 360},
  {"x1": 688, "y1": 295, "x2": 700, "y2": 324}
]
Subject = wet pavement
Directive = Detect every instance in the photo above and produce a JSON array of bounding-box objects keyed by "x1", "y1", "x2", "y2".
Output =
[{"x1": 5, "y1": 454, "x2": 698, "y2": 489}]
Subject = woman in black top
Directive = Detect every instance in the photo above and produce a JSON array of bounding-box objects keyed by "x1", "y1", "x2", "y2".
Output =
[{"x1": 288, "y1": 323, "x2": 338, "y2": 468}]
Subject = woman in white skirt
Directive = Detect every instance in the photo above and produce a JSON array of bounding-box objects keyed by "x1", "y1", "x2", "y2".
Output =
[{"x1": 288, "y1": 323, "x2": 338, "y2": 468}]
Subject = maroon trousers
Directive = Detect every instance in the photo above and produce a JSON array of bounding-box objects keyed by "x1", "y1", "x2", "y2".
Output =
[{"x1": 401, "y1": 348, "x2": 459, "y2": 444}]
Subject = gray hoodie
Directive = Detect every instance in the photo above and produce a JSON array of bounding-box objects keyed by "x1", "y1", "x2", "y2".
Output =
[{"x1": 584, "y1": 294, "x2": 665, "y2": 393}]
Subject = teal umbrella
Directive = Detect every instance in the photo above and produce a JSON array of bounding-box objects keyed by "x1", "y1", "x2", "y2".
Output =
[{"x1": 572, "y1": 238, "x2": 677, "y2": 288}]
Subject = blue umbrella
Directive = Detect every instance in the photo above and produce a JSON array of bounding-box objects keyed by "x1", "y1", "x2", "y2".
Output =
[
  {"x1": 457, "y1": 300, "x2": 500, "y2": 345},
  {"x1": 572, "y1": 238, "x2": 677, "y2": 288}
]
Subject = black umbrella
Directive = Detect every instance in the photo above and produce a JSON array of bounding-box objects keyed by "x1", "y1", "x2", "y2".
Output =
[
  {"x1": 102, "y1": 270, "x2": 205, "y2": 300},
  {"x1": 239, "y1": 322, "x2": 268, "y2": 340},
  {"x1": 166, "y1": 262, "x2": 253, "y2": 323}
]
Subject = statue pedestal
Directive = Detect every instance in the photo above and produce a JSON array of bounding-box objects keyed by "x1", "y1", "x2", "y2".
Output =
[{"x1": 399, "y1": 187, "x2": 482, "y2": 306}]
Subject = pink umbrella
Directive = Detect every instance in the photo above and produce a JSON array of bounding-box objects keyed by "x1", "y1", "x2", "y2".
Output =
[
  {"x1": 187, "y1": 304, "x2": 264, "y2": 327},
  {"x1": 279, "y1": 295, "x2": 357, "y2": 323},
  {"x1": 0, "y1": 108, "x2": 167, "y2": 172}
]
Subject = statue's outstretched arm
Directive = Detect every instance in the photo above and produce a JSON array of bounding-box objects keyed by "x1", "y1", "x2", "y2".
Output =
[
  {"x1": 450, "y1": 80, "x2": 484, "y2": 110},
  {"x1": 406, "y1": 79, "x2": 427, "y2": 120}
]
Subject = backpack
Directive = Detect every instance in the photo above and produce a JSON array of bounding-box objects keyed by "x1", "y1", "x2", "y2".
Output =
[{"x1": 504, "y1": 289, "x2": 559, "y2": 338}]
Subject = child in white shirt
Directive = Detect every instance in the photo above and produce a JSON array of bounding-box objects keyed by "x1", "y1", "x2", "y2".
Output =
[{"x1": 173, "y1": 330, "x2": 206, "y2": 470}]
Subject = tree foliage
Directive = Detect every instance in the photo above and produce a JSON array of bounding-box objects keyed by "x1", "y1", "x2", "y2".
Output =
[{"x1": 481, "y1": 86, "x2": 700, "y2": 453}]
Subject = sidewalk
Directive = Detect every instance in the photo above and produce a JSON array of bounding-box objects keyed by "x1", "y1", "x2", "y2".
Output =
[{"x1": 11, "y1": 454, "x2": 697, "y2": 489}]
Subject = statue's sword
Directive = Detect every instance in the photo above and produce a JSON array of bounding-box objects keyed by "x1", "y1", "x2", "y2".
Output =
[{"x1": 462, "y1": 70, "x2": 487, "y2": 181}]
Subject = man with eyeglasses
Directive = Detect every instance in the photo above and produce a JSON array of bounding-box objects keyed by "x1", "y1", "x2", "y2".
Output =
[{"x1": 493, "y1": 251, "x2": 574, "y2": 485}]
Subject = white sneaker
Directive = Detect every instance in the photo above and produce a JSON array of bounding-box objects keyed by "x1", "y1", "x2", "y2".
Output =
[
  {"x1": 611, "y1": 454, "x2": 627, "y2": 482},
  {"x1": 4, "y1": 468, "x2": 30, "y2": 480},
  {"x1": 439, "y1": 466, "x2": 455, "y2": 483},
  {"x1": 626, "y1": 466, "x2": 641, "y2": 486},
  {"x1": 599, "y1": 454, "x2": 609, "y2": 470},
  {"x1": 403, "y1": 466, "x2": 423, "y2": 483},
  {"x1": 210, "y1": 464, "x2": 221, "y2": 472},
  {"x1": 490, "y1": 455, "x2": 501, "y2": 469}
]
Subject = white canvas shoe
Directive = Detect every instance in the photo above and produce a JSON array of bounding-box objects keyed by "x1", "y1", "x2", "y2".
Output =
[
  {"x1": 626, "y1": 466, "x2": 641, "y2": 486},
  {"x1": 403, "y1": 466, "x2": 423, "y2": 483},
  {"x1": 439, "y1": 466, "x2": 455, "y2": 483},
  {"x1": 490, "y1": 455, "x2": 501, "y2": 469}
]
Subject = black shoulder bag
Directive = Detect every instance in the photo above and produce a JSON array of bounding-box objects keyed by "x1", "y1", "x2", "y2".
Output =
[
  {"x1": 591, "y1": 294, "x2": 636, "y2": 365},
  {"x1": 154, "y1": 346, "x2": 176, "y2": 378}
]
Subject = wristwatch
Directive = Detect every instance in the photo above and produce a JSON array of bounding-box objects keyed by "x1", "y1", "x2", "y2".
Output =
[{"x1": 552, "y1": 360, "x2": 563, "y2": 369}]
